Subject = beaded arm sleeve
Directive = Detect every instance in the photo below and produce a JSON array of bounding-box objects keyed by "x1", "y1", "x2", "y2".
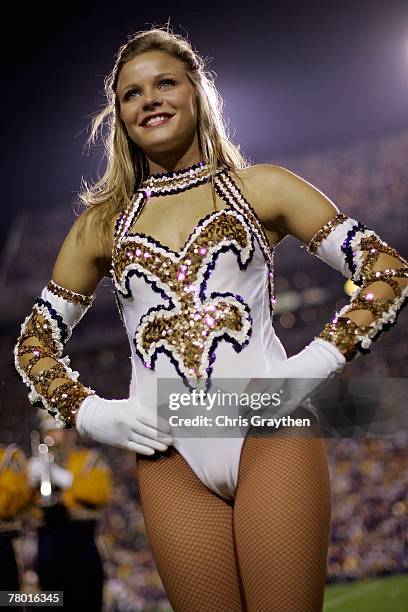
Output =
[
  {"x1": 305, "y1": 213, "x2": 408, "y2": 360},
  {"x1": 14, "y1": 280, "x2": 96, "y2": 429}
]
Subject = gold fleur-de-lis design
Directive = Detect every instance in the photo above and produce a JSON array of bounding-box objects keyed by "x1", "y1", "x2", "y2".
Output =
[{"x1": 113, "y1": 210, "x2": 253, "y2": 382}]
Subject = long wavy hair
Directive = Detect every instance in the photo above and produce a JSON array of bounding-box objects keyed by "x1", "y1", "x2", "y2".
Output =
[{"x1": 78, "y1": 27, "x2": 248, "y2": 247}]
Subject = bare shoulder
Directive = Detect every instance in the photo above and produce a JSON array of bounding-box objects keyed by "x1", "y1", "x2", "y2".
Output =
[
  {"x1": 234, "y1": 164, "x2": 340, "y2": 245},
  {"x1": 232, "y1": 164, "x2": 292, "y2": 237},
  {"x1": 52, "y1": 208, "x2": 114, "y2": 294},
  {"x1": 234, "y1": 164, "x2": 282, "y2": 201},
  {"x1": 64, "y1": 208, "x2": 113, "y2": 261},
  {"x1": 235, "y1": 163, "x2": 319, "y2": 209}
]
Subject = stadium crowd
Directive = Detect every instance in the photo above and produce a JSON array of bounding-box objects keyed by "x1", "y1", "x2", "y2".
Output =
[
  {"x1": 1, "y1": 129, "x2": 407, "y2": 609},
  {"x1": 326, "y1": 435, "x2": 407, "y2": 583}
]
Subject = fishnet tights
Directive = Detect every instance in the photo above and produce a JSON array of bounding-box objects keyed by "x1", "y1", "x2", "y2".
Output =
[{"x1": 136, "y1": 422, "x2": 331, "y2": 612}]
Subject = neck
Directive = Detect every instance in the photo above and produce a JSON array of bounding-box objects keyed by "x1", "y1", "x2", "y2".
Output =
[
  {"x1": 138, "y1": 160, "x2": 220, "y2": 197},
  {"x1": 147, "y1": 155, "x2": 203, "y2": 177},
  {"x1": 146, "y1": 136, "x2": 203, "y2": 176}
]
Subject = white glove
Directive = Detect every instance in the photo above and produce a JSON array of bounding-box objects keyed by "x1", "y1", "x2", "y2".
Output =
[
  {"x1": 76, "y1": 395, "x2": 174, "y2": 455},
  {"x1": 28, "y1": 457, "x2": 74, "y2": 489},
  {"x1": 246, "y1": 338, "x2": 346, "y2": 418}
]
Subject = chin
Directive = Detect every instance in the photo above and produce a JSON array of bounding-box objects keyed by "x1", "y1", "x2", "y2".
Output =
[
  {"x1": 143, "y1": 139, "x2": 184, "y2": 157},
  {"x1": 133, "y1": 127, "x2": 197, "y2": 159}
]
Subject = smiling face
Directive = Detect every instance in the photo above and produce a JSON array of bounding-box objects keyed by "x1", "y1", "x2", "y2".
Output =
[{"x1": 117, "y1": 50, "x2": 200, "y2": 165}]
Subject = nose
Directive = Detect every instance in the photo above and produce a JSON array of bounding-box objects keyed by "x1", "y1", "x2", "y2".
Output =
[{"x1": 142, "y1": 92, "x2": 163, "y2": 112}]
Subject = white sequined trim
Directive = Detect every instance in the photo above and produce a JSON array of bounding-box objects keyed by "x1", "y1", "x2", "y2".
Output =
[
  {"x1": 113, "y1": 207, "x2": 254, "y2": 383},
  {"x1": 114, "y1": 208, "x2": 253, "y2": 295},
  {"x1": 335, "y1": 281, "x2": 408, "y2": 348},
  {"x1": 136, "y1": 294, "x2": 252, "y2": 382},
  {"x1": 215, "y1": 173, "x2": 276, "y2": 318},
  {"x1": 348, "y1": 228, "x2": 376, "y2": 281},
  {"x1": 14, "y1": 302, "x2": 82, "y2": 412}
]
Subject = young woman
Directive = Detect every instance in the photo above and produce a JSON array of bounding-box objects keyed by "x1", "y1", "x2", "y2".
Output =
[{"x1": 14, "y1": 28, "x2": 408, "y2": 611}]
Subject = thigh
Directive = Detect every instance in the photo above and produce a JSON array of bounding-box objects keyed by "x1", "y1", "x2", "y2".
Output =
[
  {"x1": 234, "y1": 422, "x2": 331, "y2": 612},
  {"x1": 136, "y1": 447, "x2": 246, "y2": 612}
]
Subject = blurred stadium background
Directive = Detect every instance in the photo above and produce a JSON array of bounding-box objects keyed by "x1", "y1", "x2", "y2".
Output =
[{"x1": 1, "y1": 129, "x2": 407, "y2": 610}]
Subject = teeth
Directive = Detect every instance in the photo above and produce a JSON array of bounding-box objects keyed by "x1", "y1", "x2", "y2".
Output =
[{"x1": 145, "y1": 115, "x2": 169, "y2": 126}]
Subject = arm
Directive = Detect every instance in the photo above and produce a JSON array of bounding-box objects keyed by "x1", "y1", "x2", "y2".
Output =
[
  {"x1": 254, "y1": 164, "x2": 408, "y2": 360},
  {"x1": 242, "y1": 165, "x2": 408, "y2": 416},
  {"x1": 14, "y1": 213, "x2": 173, "y2": 452},
  {"x1": 15, "y1": 214, "x2": 106, "y2": 427}
]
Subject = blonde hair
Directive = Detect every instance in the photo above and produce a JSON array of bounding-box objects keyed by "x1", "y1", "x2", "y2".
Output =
[{"x1": 78, "y1": 27, "x2": 248, "y2": 246}]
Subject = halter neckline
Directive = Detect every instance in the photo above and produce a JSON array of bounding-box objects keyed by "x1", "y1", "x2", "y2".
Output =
[
  {"x1": 138, "y1": 161, "x2": 223, "y2": 197},
  {"x1": 145, "y1": 160, "x2": 207, "y2": 181}
]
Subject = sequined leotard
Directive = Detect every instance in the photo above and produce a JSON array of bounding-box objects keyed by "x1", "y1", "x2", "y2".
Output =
[{"x1": 112, "y1": 162, "x2": 316, "y2": 500}]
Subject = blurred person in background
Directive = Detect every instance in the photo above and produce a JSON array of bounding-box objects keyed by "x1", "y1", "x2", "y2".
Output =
[
  {"x1": 28, "y1": 410, "x2": 112, "y2": 611},
  {"x1": 0, "y1": 443, "x2": 32, "y2": 593}
]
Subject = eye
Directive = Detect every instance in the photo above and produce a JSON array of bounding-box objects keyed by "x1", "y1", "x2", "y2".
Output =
[
  {"x1": 123, "y1": 88, "x2": 139, "y2": 101},
  {"x1": 159, "y1": 78, "x2": 176, "y2": 88}
]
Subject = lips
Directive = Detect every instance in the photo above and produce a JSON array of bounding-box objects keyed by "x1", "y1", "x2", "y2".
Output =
[{"x1": 141, "y1": 113, "x2": 174, "y2": 127}]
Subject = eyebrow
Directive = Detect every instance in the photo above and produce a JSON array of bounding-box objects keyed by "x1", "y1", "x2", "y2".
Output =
[{"x1": 120, "y1": 73, "x2": 178, "y2": 95}]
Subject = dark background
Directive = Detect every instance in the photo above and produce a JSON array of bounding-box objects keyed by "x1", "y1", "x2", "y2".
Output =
[{"x1": 2, "y1": 0, "x2": 408, "y2": 244}]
